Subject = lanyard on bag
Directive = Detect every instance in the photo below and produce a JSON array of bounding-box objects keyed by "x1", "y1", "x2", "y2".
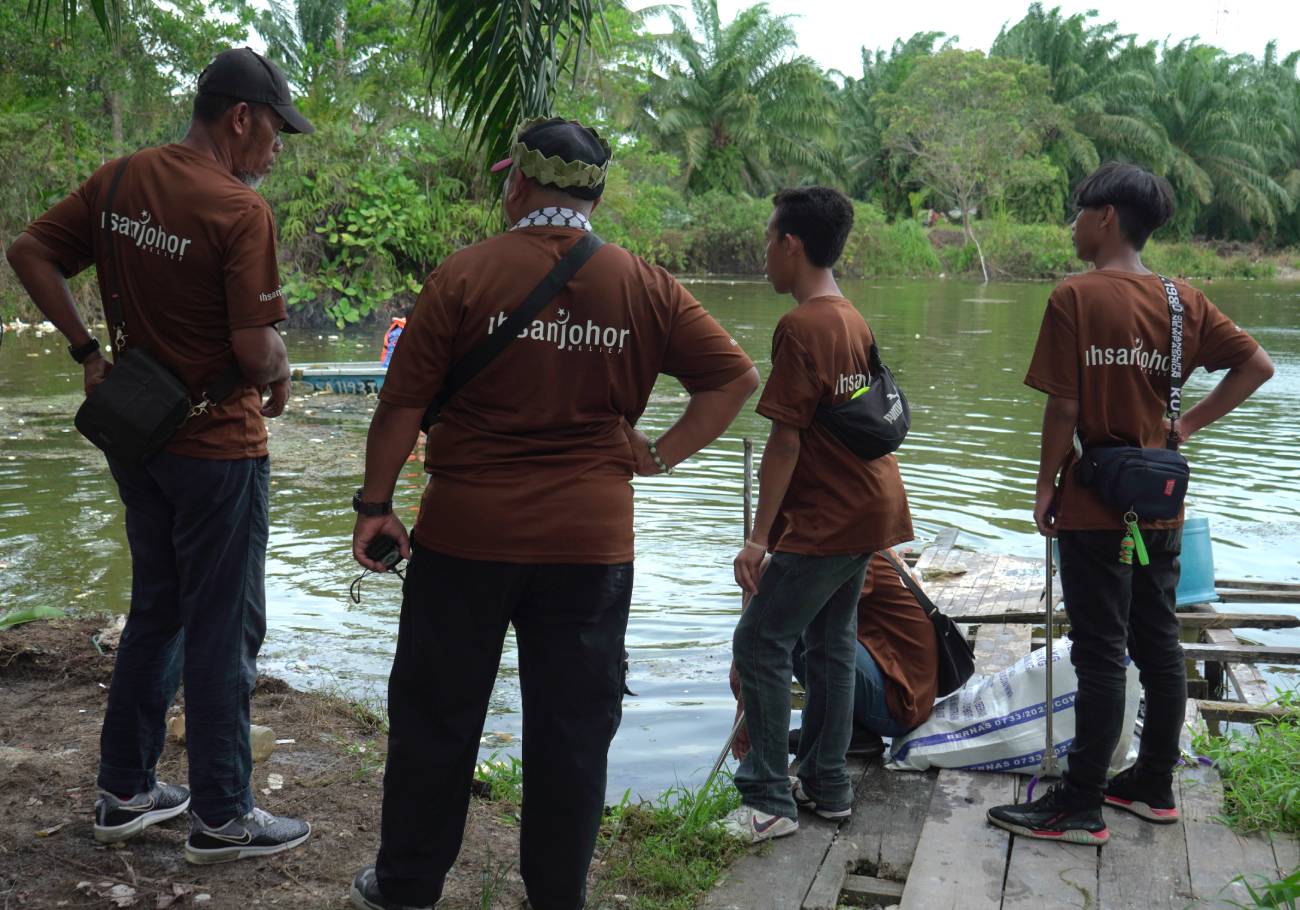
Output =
[{"x1": 1157, "y1": 275, "x2": 1184, "y2": 451}]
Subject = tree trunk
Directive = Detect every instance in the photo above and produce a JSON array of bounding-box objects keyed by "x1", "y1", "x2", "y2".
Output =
[
  {"x1": 961, "y1": 205, "x2": 989, "y2": 284},
  {"x1": 110, "y1": 90, "x2": 124, "y2": 152}
]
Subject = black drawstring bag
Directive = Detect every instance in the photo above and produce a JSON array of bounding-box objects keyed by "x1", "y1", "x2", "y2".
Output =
[
  {"x1": 880, "y1": 551, "x2": 975, "y2": 698},
  {"x1": 1074, "y1": 275, "x2": 1190, "y2": 521},
  {"x1": 814, "y1": 342, "x2": 910, "y2": 461}
]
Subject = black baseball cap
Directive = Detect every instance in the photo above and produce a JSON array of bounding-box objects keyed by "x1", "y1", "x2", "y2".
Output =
[{"x1": 197, "y1": 47, "x2": 315, "y2": 135}]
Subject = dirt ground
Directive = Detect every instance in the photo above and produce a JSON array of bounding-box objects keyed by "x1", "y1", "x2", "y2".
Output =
[{"x1": 0, "y1": 617, "x2": 562, "y2": 910}]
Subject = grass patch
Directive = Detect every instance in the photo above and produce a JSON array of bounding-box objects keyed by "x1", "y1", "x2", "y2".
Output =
[
  {"x1": 1224, "y1": 866, "x2": 1300, "y2": 909},
  {"x1": 1193, "y1": 691, "x2": 1300, "y2": 836},
  {"x1": 590, "y1": 774, "x2": 746, "y2": 910},
  {"x1": 474, "y1": 752, "x2": 525, "y2": 803}
]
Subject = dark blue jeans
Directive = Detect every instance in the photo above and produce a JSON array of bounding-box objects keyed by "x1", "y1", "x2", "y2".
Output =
[
  {"x1": 733, "y1": 552, "x2": 870, "y2": 818},
  {"x1": 98, "y1": 453, "x2": 269, "y2": 826},
  {"x1": 793, "y1": 639, "x2": 912, "y2": 739}
]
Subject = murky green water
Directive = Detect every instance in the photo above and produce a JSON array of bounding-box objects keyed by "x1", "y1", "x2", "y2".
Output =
[{"x1": 3, "y1": 278, "x2": 1298, "y2": 798}]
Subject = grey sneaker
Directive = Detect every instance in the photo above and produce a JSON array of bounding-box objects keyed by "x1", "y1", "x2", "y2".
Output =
[
  {"x1": 184, "y1": 807, "x2": 310, "y2": 864},
  {"x1": 93, "y1": 782, "x2": 191, "y2": 843},
  {"x1": 349, "y1": 866, "x2": 436, "y2": 909},
  {"x1": 789, "y1": 776, "x2": 852, "y2": 821}
]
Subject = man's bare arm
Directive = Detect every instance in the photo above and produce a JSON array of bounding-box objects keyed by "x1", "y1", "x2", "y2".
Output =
[
  {"x1": 1176, "y1": 347, "x2": 1274, "y2": 441},
  {"x1": 352, "y1": 401, "x2": 425, "y2": 571},
  {"x1": 625, "y1": 367, "x2": 760, "y2": 475}
]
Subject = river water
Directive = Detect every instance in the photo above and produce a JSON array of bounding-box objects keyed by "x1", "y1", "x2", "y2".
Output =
[{"x1": 2, "y1": 278, "x2": 1298, "y2": 799}]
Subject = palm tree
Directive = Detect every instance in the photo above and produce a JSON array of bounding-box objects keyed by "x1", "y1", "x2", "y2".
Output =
[
  {"x1": 835, "y1": 31, "x2": 954, "y2": 209},
  {"x1": 991, "y1": 4, "x2": 1165, "y2": 185},
  {"x1": 26, "y1": 0, "x2": 611, "y2": 159},
  {"x1": 636, "y1": 0, "x2": 835, "y2": 195},
  {"x1": 1148, "y1": 41, "x2": 1293, "y2": 237}
]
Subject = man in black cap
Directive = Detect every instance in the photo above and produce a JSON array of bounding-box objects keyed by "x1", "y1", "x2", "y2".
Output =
[
  {"x1": 346, "y1": 117, "x2": 758, "y2": 910},
  {"x1": 5, "y1": 47, "x2": 313, "y2": 863}
]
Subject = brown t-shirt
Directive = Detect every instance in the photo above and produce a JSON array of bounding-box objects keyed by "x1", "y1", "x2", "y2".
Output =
[
  {"x1": 859, "y1": 551, "x2": 939, "y2": 729},
  {"x1": 380, "y1": 227, "x2": 755, "y2": 564},
  {"x1": 756, "y1": 296, "x2": 913, "y2": 555},
  {"x1": 1025, "y1": 271, "x2": 1259, "y2": 530},
  {"x1": 24, "y1": 144, "x2": 287, "y2": 459}
]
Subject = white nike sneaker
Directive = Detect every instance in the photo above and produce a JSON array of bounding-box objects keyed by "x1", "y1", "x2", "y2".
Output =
[{"x1": 718, "y1": 804, "x2": 799, "y2": 844}]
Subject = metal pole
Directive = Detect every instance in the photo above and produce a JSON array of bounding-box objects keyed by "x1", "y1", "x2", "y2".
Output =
[
  {"x1": 703, "y1": 438, "x2": 755, "y2": 793},
  {"x1": 743, "y1": 437, "x2": 754, "y2": 543},
  {"x1": 1041, "y1": 538, "x2": 1060, "y2": 778}
]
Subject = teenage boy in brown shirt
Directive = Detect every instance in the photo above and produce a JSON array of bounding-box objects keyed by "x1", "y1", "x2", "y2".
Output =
[
  {"x1": 987, "y1": 163, "x2": 1274, "y2": 845},
  {"x1": 5, "y1": 49, "x2": 313, "y2": 862},
  {"x1": 346, "y1": 118, "x2": 758, "y2": 910},
  {"x1": 726, "y1": 187, "x2": 913, "y2": 843}
]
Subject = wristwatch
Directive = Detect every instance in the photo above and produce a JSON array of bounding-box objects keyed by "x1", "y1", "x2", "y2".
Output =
[
  {"x1": 68, "y1": 337, "x2": 101, "y2": 363},
  {"x1": 352, "y1": 488, "x2": 392, "y2": 517}
]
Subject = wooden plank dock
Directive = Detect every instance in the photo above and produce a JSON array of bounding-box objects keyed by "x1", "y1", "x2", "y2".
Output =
[{"x1": 700, "y1": 529, "x2": 1299, "y2": 910}]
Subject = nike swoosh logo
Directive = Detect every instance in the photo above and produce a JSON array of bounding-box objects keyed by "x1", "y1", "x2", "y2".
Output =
[
  {"x1": 752, "y1": 815, "x2": 783, "y2": 834},
  {"x1": 204, "y1": 830, "x2": 253, "y2": 845},
  {"x1": 115, "y1": 798, "x2": 156, "y2": 814}
]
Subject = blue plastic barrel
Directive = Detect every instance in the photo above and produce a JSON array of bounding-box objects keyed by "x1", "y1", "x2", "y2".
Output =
[{"x1": 1176, "y1": 515, "x2": 1218, "y2": 606}]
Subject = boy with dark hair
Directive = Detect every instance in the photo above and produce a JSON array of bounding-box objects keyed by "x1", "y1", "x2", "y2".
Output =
[
  {"x1": 726, "y1": 186, "x2": 913, "y2": 842},
  {"x1": 987, "y1": 162, "x2": 1274, "y2": 844}
]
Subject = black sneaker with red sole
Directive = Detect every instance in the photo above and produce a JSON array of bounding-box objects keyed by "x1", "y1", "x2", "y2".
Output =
[
  {"x1": 987, "y1": 782, "x2": 1109, "y2": 846},
  {"x1": 1104, "y1": 766, "x2": 1180, "y2": 824}
]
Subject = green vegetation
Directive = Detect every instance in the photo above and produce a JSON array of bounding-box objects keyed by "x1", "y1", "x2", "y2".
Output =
[
  {"x1": 592, "y1": 776, "x2": 745, "y2": 910},
  {"x1": 471, "y1": 755, "x2": 745, "y2": 908},
  {"x1": 5, "y1": 0, "x2": 1300, "y2": 323},
  {"x1": 1193, "y1": 692, "x2": 1300, "y2": 836},
  {"x1": 0, "y1": 606, "x2": 67, "y2": 631},
  {"x1": 1226, "y1": 867, "x2": 1300, "y2": 910}
]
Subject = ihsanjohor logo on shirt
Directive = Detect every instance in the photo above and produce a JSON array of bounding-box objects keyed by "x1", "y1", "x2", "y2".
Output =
[
  {"x1": 1084, "y1": 336, "x2": 1171, "y2": 375},
  {"x1": 101, "y1": 208, "x2": 195, "y2": 262},
  {"x1": 487, "y1": 307, "x2": 631, "y2": 353}
]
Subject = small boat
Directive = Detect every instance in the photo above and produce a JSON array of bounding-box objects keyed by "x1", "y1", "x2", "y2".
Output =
[
  {"x1": 290, "y1": 318, "x2": 404, "y2": 394},
  {"x1": 290, "y1": 362, "x2": 387, "y2": 394}
]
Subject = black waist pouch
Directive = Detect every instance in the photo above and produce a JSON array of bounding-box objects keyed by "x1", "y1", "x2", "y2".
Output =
[
  {"x1": 74, "y1": 349, "x2": 192, "y2": 463},
  {"x1": 815, "y1": 359, "x2": 910, "y2": 461},
  {"x1": 1075, "y1": 445, "x2": 1190, "y2": 520}
]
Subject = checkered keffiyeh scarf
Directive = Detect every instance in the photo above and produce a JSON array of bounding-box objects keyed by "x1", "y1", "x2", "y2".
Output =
[{"x1": 510, "y1": 206, "x2": 593, "y2": 232}]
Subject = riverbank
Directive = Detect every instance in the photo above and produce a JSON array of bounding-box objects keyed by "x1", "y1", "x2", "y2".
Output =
[
  {"x1": 0, "y1": 616, "x2": 744, "y2": 910},
  {"x1": 3, "y1": 205, "x2": 1298, "y2": 328}
]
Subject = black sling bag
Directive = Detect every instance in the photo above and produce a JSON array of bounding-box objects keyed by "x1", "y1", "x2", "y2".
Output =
[
  {"x1": 1074, "y1": 276, "x2": 1190, "y2": 521},
  {"x1": 814, "y1": 340, "x2": 910, "y2": 461},
  {"x1": 879, "y1": 551, "x2": 975, "y2": 698},
  {"x1": 420, "y1": 231, "x2": 605, "y2": 431},
  {"x1": 74, "y1": 155, "x2": 242, "y2": 463}
]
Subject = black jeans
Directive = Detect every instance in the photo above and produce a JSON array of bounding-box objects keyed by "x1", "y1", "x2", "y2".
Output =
[
  {"x1": 99, "y1": 453, "x2": 269, "y2": 825},
  {"x1": 375, "y1": 545, "x2": 632, "y2": 910},
  {"x1": 1057, "y1": 528, "x2": 1185, "y2": 802}
]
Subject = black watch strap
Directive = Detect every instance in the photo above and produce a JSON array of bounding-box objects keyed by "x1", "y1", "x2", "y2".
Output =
[
  {"x1": 69, "y1": 337, "x2": 101, "y2": 364},
  {"x1": 352, "y1": 489, "x2": 392, "y2": 516}
]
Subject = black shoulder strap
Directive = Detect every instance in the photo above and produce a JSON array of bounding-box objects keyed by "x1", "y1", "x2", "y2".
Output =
[
  {"x1": 1157, "y1": 275, "x2": 1184, "y2": 450},
  {"x1": 99, "y1": 155, "x2": 133, "y2": 356},
  {"x1": 421, "y1": 231, "x2": 605, "y2": 431},
  {"x1": 879, "y1": 550, "x2": 941, "y2": 619}
]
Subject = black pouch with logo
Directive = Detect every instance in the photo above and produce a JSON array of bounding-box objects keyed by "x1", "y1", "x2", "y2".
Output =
[
  {"x1": 73, "y1": 155, "x2": 240, "y2": 463},
  {"x1": 814, "y1": 342, "x2": 910, "y2": 461},
  {"x1": 1075, "y1": 275, "x2": 1190, "y2": 520}
]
